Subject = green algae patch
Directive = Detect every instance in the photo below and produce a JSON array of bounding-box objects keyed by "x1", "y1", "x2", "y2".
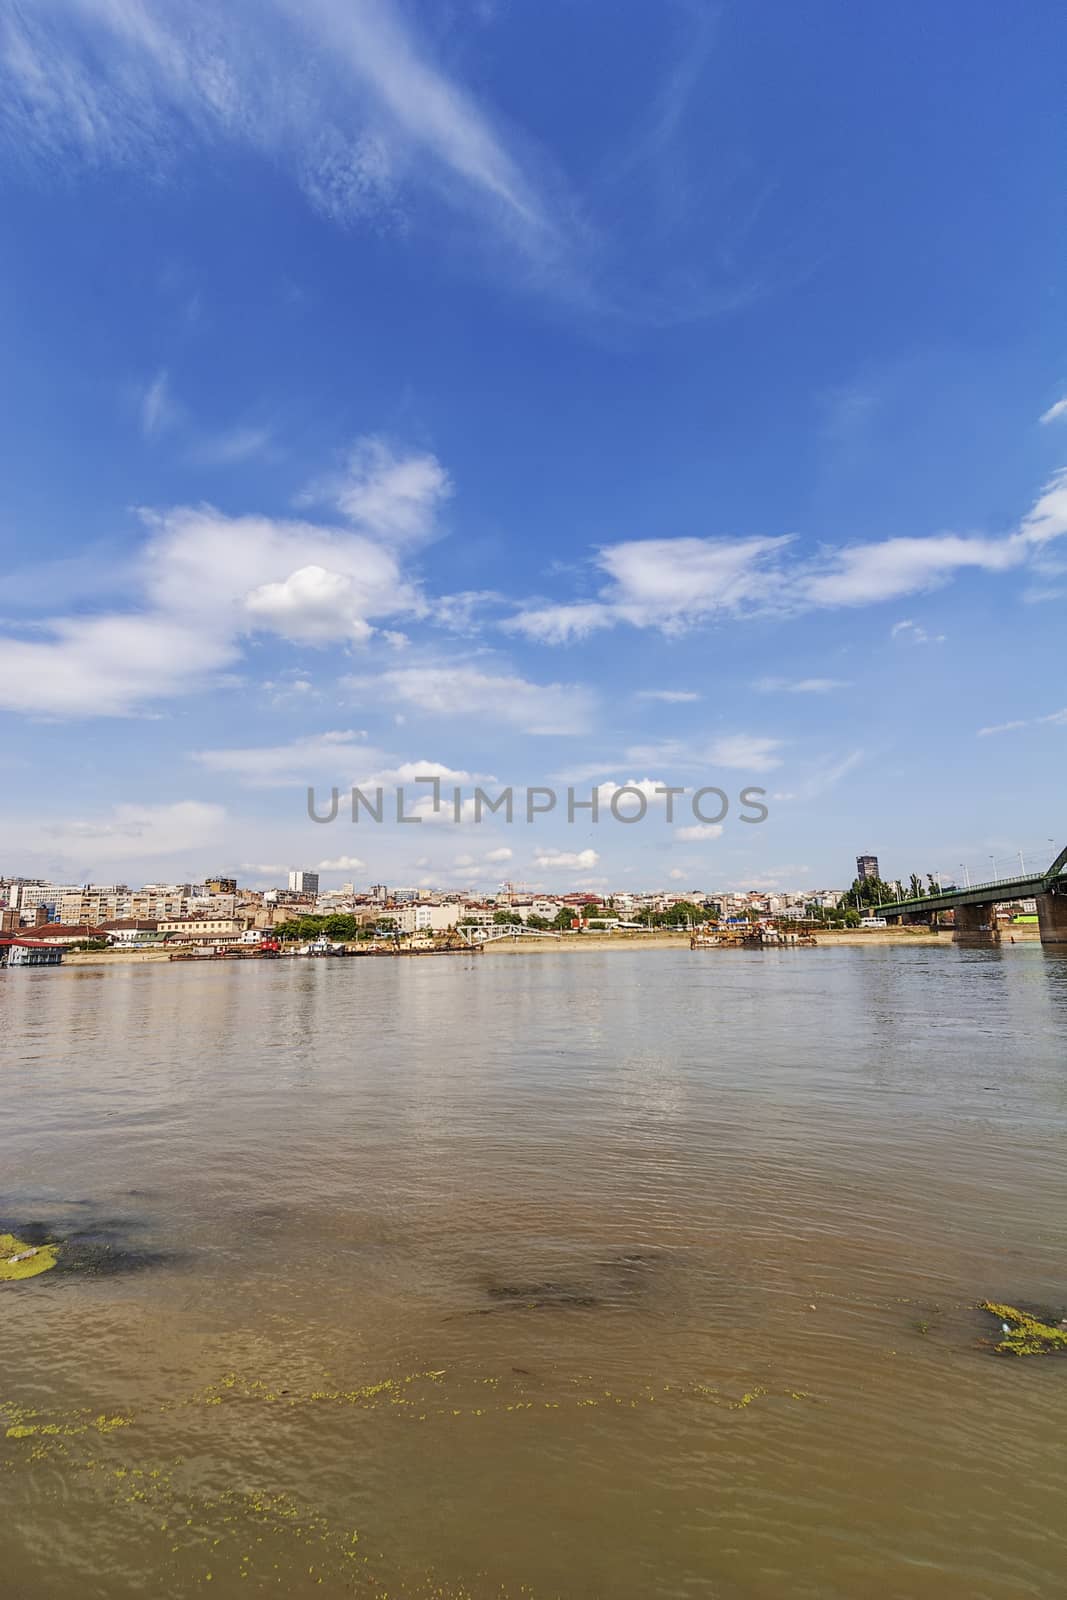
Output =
[
  {"x1": 980, "y1": 1301, "x2": 1067, "y2": 1356},
  {"x1": 0, "y1": 1233, "x2": 59, "y2": 1282}
]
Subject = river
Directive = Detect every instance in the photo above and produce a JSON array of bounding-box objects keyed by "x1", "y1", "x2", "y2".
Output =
[{"x1": 2, "y1": 945, "x2": 1066, "y2": 1598}]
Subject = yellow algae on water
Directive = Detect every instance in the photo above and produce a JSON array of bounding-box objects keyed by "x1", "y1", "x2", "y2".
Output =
[
  {"x1": 0, "y1": 1234, "x2": 58, "y2": 1282},
  {"x1": 981, "y1": 1301, "x2": 1067, "y2": 1356}
]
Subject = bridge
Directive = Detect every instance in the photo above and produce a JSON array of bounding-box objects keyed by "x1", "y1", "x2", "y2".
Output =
[
  {"x1": 873, "y1": 844, "x2": 1067, "y2": 945},
  {"x1": 459, "y1": 923, "x2": 562, "y2": 946}
]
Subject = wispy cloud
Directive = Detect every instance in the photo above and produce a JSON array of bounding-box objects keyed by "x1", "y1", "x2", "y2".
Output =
[
  {"x1": 636, "y1": 688, "x2": 702, "y2": 703},
  {"x1": 191, "y1": 425, "x2": 275, "y2": 465},
  {"x1": 300, "y1": 435, "x2": 452, "y2": 544},
  {"x1": 890, "y1": 619, "x2": 945, "y2": 645},
  {"x1": 706, "y1": 735, "x2": 783, "y2": 772},
  {"x1": 140, "y1": 368, "x2": 176, "y2": 437},
  {"x1": 342, "y1": 663, "x2": 595, "y2": 735},
  {"x1": 191, "y1": 730, "x2": 377, "y2": 787},
  {"x1": 978, "y1": 708, "x2": 1067, "y2": 737},
  {"x1": 506, "y1": 470, "x2": 1067, "y2": 640},
  {"x1": 1039, "y1": 398, "x2": 1067, "y2": 425},
  {"x1": 0, "y1": 0, "x2": 574, "y2": 276},
  {"x1": 754, "y1": 677, "x2": 849, "y2": 694}
]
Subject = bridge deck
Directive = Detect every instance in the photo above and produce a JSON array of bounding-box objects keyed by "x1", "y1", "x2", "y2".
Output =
[{"x1": 874, "y1": 845, "x2": 1067, "y2": 918}]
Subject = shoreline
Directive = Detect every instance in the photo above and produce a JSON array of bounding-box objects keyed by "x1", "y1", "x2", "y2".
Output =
[{"x1": 56, "y1": 925, "x2": 1043, "y2": 965}]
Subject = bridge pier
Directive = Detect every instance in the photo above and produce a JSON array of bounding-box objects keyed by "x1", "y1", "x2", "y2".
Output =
[
  {"x1": 953, "y1": 903, "x2": 1000, "y2": 945},
  {"x1": 1035, "y1": 890, "x2": 1067, "y2": 946}
]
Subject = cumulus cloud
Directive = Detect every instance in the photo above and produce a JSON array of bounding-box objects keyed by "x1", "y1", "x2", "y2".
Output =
[
  {"x1": 245, "y1": 565, "x2": 377, "y2": 643},
  {"x1": 675, "y1": 823, "x2": 723, "y2": 841},
  {"x1": 0, "y1": 479, "x2": 426, "y2": 716},
  {"x1": 533, "y1": 847, "x2": 600, "y2": 870},
  {"x1": 316, "y1": 854, "x2": 367, "y2": 871}
]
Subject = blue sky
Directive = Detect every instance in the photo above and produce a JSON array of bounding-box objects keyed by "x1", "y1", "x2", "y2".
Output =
[{"x1": 1, "y1": 0, "x2": 1065, "y2": 895}]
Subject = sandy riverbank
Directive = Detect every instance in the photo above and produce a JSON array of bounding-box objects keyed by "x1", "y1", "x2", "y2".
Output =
[
  {"x1": 484, "y1": 926, "x2": 1041, "y2": 952},
  {"x1": 59, "y1": 925, "x2": 1040, "y2": 966}
]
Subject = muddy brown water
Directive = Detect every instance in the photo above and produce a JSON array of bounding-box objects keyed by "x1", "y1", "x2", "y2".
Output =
[{"x1": 2, "y1": 946, "x2": 1066, "y2": 1598}]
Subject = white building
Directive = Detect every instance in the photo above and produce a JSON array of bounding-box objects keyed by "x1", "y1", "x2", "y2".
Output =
[{"x1": 288, "y1": 869, "x2": 320, "y2": 895}]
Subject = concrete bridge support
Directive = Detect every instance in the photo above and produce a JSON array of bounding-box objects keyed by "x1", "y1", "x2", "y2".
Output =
[
  {"x1": 1035, "y1": 891, "x2": 1067, "y2": 946},
  {"x1": 953, "y1": 903, "x2": 1000, "y2": 944}
]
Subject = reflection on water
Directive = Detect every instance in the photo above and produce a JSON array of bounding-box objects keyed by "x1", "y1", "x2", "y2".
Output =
[{"x1": 2, "y1": 946, "x2": 1066, "y2": 1598}]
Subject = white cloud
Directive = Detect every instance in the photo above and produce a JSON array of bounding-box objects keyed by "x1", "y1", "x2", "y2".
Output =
[
  {"x1": 141, "y1": 368, "x2": 176, "y2": 437},
  {"x1": 668, "y1": 868, "x2": 686, "y2": 880},
  {"x1": 507, "y1": 471, "x2": 1067, "y2": 639},
  {"x1": 0, "y1": 489, "x2": 426, "y2": 716},
  {"x1": 506, "y1": 537, "x2": 789, "y2": 640},
  {"x1": 890, "y1": 619, "x2": 946, "y2": 646},
  {"x1": 7, "y1": 800, "x2": 226, "y2": 868},
  {"x1": 192, "y1": 730, "x2": 377, "y2": 787},
  {"x1": 0, "y1": 0, "x2": 567, "y2": 266},
  {"x1": 533, "y1": 848, "x2": 600, "y2": 870},
  {"x1": 1039, "y1": 398, "x2": 1067, "y2": 425},
  {"x1": 192, "y1": 425, "x2": 274, "y2": 465},
  {"x1": 484, "y1": 847, "x2": 513, "y2": 863},
  {"x1": 343, "y1": 664, "x2": 595, "y2": 735},
  {"x1": 755, "y1": 676, "x2": 849, "y2": 694},
  {"x1": 301, "y1": 435, "x2": 452, "y2": 543},
  {"x1": 978, "y1": 708, "x2": 1067, "y2": 737},
  {"x1": 802, "y1": 533, "x2": 1018, "y2": 607},
  {"x1": 504, "y1": 602, "x2": 614, "y2": 644},
  {"x1": 636, "y1": 688, "x2": 701, "y2": 703},
  {"x1": 770, "y1": 749, "x2": 863, "y2": 803},
  {"x1": 675, "y1": 823, "x2": 723, "y2": 841},
  {"x1": 0, "y1": 613, "x2": 238, "y2": 717},
  {"x1": 316, "y1": 855, "x2": 366, "y2": 872},
  {"x1": 706, "y1": 735, "x2": 783, "y2": 771},
  {"x1": 142, "y1": 504, "x2": 422, "y2": 636},
  {"x1": 245, "y1": 565, "x2": 377, "y2": 643}
]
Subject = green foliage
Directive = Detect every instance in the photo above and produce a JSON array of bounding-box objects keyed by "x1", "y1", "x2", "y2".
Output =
[
  {"x1": 661, "y1": 900, "x2": 703, "y2": 925},
  {"x1": 492, "y1": 910, "x2": 514, "y2": 924}
]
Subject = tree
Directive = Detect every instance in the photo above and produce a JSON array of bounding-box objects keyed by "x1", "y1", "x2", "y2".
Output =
[
  {"x1": 493, "y1": 910, "x2": 514, "y2": 925},
  {"x1": 662, "y1": 900, "x2": 703, "y2": 926},
  {"x1": 552, "y1": 907, "x2": 576, "y2": 930}
]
